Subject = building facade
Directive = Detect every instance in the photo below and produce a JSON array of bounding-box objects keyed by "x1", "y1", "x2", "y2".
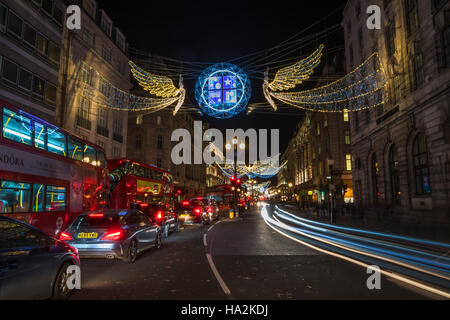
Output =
[
  {"x1": 0, "y1": 0, "x2": 65, "y2": 123},
  {"x1": 57, "y1": 0, "x2": 131, "y2": 158},
  {"x1": 342, "y1": 0, "x2": 450, "y2": 224},
  {"x1": 279, "y1": 61, "x2": 354, "y2": 208}
]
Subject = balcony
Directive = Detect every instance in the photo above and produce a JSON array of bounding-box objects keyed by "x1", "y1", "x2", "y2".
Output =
[
  {"x1": 76, "y1": 116, "x2": 91, "y2": 131},
  {"x1": 97, "y1": 125, "x2": 109, "y2": 137}
]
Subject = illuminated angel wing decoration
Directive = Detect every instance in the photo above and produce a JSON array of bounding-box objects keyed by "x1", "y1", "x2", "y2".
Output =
[
  {"x1": 264, "y1": 47, "x2": 387, "y2": 113},
  {"x1": 268, "y1": 44, "x2": 324, "y2": 92},
  {"x1": 129, "y1": 61, "x2": 186, "y2": 115}
]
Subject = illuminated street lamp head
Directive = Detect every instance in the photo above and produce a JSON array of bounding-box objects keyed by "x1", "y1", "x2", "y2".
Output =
[
  {"x1": 232, "y1": 137, "x2": 238, "y2": 145},
  {"x1": 239, "y1": 143, "x2": 246, "y2": 150},
  {"x1": 225, "y1": 143, "x2": 232, "y2": 150},
  {"x1": 288, "y1": 183, "x2": 293, "y2": 187}
]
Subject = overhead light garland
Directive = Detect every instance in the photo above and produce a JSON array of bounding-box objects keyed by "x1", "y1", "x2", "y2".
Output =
[
  {"x1": 264, "y1": 50, "x2": 387, "y2": 113},
  {"x1": 216, "y1": 156, "x2": 287, "y2": 179},
  {"x1": 77, "y1": 62, "x2": 186, "y2": 114}
]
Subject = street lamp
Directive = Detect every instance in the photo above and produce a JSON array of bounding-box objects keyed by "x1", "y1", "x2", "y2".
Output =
[{"x1": 228, "y1": 137, "x2": 245, "y2": 218}]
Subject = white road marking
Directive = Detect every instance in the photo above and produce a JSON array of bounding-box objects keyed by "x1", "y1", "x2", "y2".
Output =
[
  {"x1": 208, "y1": 225, "x2": 215, "y2": 232},
  {"x1": 206, "y1": 253, "x2": 231, "y2": 296},
  {"x1": 261, "y1": 209, "x2": 450, "y2": 299},
  {"x1": 203, "y1": 233, "x2": 207, "y2": 247}
]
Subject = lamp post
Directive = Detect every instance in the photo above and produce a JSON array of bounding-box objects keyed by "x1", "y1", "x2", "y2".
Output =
[
  {"x1": 226, "y1": 138, "x2": 245, "y2": 218},
  {"x1": 327, "y1": 159, "x2": 335, "y2": 224}
]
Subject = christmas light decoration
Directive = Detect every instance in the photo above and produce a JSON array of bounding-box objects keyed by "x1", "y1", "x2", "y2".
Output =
[
  {"x1": 216, "y1": 155, "x2": 287, "y2": 179},
  {"x1": 195, "y1": 63, "x2": 251, "y2": 119},
  {"x1": 268, "y1": 44, "x2": 324, "y2": 91},
  {"x1": 77, "y1": 63, "x2": 185, "y2": 113},
  {"x1": 264, "y1": 50, "x2": 387, "y2": 113}
]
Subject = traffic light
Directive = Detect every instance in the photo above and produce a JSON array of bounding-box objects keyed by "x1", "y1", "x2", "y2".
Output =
[
  {"x1": 236, "y1": 178, "x2": 241, "y2": 185},
  {"x1": 230, "y1": 176, "x2": 236, "y2": 182}
]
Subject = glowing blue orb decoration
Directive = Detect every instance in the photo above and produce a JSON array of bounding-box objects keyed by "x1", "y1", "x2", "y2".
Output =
[{"x1": 195, "y1": 63, "x2": 251, "y2": 119}]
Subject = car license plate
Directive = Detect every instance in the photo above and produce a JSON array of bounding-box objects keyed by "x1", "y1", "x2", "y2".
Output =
[{"x1": 77, "y1": 232, "x2": 98, "y2": 239}]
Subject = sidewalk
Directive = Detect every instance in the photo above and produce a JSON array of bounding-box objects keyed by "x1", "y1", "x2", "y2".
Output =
[{"x1": 277, "y1": 204, "x2": 450, "y2": 244}]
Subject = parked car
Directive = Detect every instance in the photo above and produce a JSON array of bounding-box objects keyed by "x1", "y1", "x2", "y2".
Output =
[
  {"x1": 59, "y1": 209, "x2": 162, "y2": 263},
  {"x1": 133, "y1": 203, "x2": 180, "y2": 238},
  {"x1": 0, "y1": 216, "x2": 80, "y2": 300}
]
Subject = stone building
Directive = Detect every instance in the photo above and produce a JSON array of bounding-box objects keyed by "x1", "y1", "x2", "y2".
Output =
[
  {"x1": 342, "y1": 0, "x2": 450, "y2": 225},
  {"x1": 57, "y1": 0, "x2": 131, "y2": 158},
  {"x1": 281, "y1": 61, "x2": 354, "y2": 208},
  {"x1": 0, "y1": 0, "x2": 66, "y2": 123},
  {"x1": 206, "y1": 163, "x2": 228, "y2": 188}
]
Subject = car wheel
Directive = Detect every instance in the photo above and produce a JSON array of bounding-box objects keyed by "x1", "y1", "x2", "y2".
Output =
[
  {"x1": 155, "y1": 231, "x2": 162, "y2": 249},
  {"x1": 52, "y1": 262, "x2": 75, "y2": 300},
  {"x1": 126, "y1": 239, "x2": 138, "y2": 263}
]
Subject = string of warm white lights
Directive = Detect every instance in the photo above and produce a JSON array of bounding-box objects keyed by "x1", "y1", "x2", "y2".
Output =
[
  {"x1": 265, "y1": 51, "x2": 387, "y2": 113},
  {"x1": 77, "y1": 62, "x2": 185, "y2": 113}
]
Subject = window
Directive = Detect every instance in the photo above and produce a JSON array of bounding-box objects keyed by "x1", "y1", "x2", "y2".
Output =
[
  {"x1": 23, "y1": 24, "x2": 37, "y2": 47},
  {"x1": 413, "y1": 51, "x2": 424, "y2": 89},
  {"x1": 7, "y1": 11, "x2": 23, "y2": 38},
  {"x1": 97, "y1": 150, "x2": 106, "y2": 168},
  {"x1": 97, "y1": 108, "x2": 109, "y2": 137},
  {"x1": 45, "y1": 186, "x2": 66, "y2": 212},
  {"x1": 353, "y1": 112, "x2": 359, "y2": 132},
  {"x1": 442, "y1": 27, "x2": 450, "y2": 68},
  {"x1": 18, "y1": 68, "x2": 32, "y2": 91},
  {"x1": 34, "y1": 121, "x2": 46, "y2": 150},
  {"x1": 113, "y1": 117, "x2": 123, "y2": 143},
  {"x1": 102, "y1": 45, "x2": 111, "y2": 63},
  {"x1": 0, "y1": 4, "x2": 6, "y2": 33},
  {"x1": 157, "y1": 135, "x2": 163, "y2": 149},
  {"x1": 48, "y1": 42, "x2": 61, "y2": 65},
  {"x1": 157, "y1": 159, "x2": 162, "y2": 168},
  {"x1": 81, "y1": 27, "x2": 95, "y2": 47},
  {"x1": 77, "y1": 96, "x2": 91, "y2": 130},
  {"x1": 99, "y1": 77, "x2": 110, "y2": 97},
  {"x1": 32, "y1": 184, "x2": 44, "y2": 212},
  {"x1": 349, "y1": 43, "x2": 354, "y2": 67},
  {"x1": 345, "y1": 130, "x2": 351, "y2": 145},
  {"x1": 389, "y1": 146, "x2": 400, "y2": 203},
  {"x1": 112, "y1": 146, "x2": 120, "y2": 158},
  {"x1": 32, "y1": 75, "x2": 45, "y2": 100},
  {"x1": 413, "y1": 133, "x2": 431, "y2": 194},
  {"x1": 116, "y1": 31, "x2": 125, "y2": 51},
  {"x1": 2, "y1": 108, "x2": 32, "y2": 145},
  {"x1": 83, "y1": 144, "x2": 96, "y2": 164},
  {"x1": 45, "y1": 83, "x2": 57, "y2": 105},
  {"x1": 83, "y1": 0, "x2": 97, "y2": 19},
  {"x1": 47, "y1": 127, "x2": 66, "y2": 156},
  {"x1": 355, "y1": 1, "x2": 361, "y2": 17},
  {"x1": 68, "y1": 137, "x2": 84, "y2": 161},
  {"x1": 81, "y1": 63, "x2": 92, "y2": 85},
  {"x1": 52, "y1": 5, "x2": 63, "y2": 26},
  {"x1": 36, "y1": 33, "x2": 48, "y2": 56},
  {"x1": 365, "y1": 109, "x2": 371, "y2": 124},
  {"x1": 136, "y1": 134, "x2": 142, "y2": 149},
  {"x1": 343, "y1": 110, "x2": 349, "y2": 122},
  {"x1": 385, "y1": 23, "x2": 396, "y2": 57},
  {"x1": 0, "y1": 181, "x2": 31, "y2": 213},
  {"x1": 0, "y1": 220, "x2": 46, "y2": 248},
  {"x1": 346, "y1": 155, "x2": 352, "y2": 171},
  {"x1": 405, "y1": 0, "x2": 419, "y2": 35},
  {"x1": 100, "y1": 12, "x2": 112, "y2": 36},
  {"x1": 371, "y1": 153, "x2": 380, "y2": 201},
  {"x1": 2, "y1": 58, "x2": 18, "y2": 84},
  {"x1": 136, "y1": 115, "x2": 143, "y2": 125}
]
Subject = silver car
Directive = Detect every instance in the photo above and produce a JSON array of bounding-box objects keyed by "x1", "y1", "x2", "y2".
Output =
[{"x1": 60, "y1": 209, "x2": 162, "y2": 263}]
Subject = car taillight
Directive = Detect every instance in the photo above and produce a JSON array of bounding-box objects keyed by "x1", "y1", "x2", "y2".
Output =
[
  {"x1": 59, "y1": 231, "x2": 73, "y2": 241},
  {"x1": 182, "y1": 201, "x2": 190, "y2": 206},
  {"x1": 207, "y1": 207, "x2": 213, "y2": 213},
  {"x1": 156, "y1": 211, "x2": 163, "y2": 220},
  {"x1": 89, "y1": 213, "x2": 104, "y2": 218},
  {"x1": 101, "y1": 230, "x2": 124, "y2": 241},
  {"x1": 194, "y1": 208, "x2": 202, "y2": 215}
]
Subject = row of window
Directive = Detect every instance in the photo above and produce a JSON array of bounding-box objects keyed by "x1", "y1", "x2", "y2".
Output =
[
  {"x1": 0, "y1": 180, "x2": 66, "y2": 214},
  {"x1": 28, "y1": 0, "x2": 64, "y2": 28},
  {"x1": 0, "y1": 3, "x2": 62, "y2": 67},
  {"x1": 1, "y1": 106, "x2": 106, "y2": 168},
  {"x1": 0, "y1": 55, "x2": 57, "y2": 106}
]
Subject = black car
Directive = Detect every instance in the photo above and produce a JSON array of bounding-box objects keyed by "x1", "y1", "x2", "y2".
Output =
[
  {"x1": 0, "y1": 216, "x2": 80, "y2": 300},
  {"x1": 132, "y1": 203, "x2": 181, "y2": 238}
]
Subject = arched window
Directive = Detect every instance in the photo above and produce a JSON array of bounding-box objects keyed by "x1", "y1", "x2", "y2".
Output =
[
  {"x1": 389, "y1": 146, "x2": 400, "y2": 203},
  {"x1": 413, "y1": 133, "x2": 431, "y2": 194},
  {"x1": 371, "y1": 153, "x2": 380, "y2": 201}
]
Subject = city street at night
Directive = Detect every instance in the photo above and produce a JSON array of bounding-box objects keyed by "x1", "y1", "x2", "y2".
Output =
[{"x1": 70, "y1": 206, "x2": 444, "y2": 300}]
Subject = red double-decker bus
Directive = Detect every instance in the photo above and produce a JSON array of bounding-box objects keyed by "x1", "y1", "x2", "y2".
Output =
[
  {"x1": 107, "y1": 158, "x2": 174, "y2": 210},
  {"x1": 0, "y1": 101, "x2": 108, "y2": 236}
]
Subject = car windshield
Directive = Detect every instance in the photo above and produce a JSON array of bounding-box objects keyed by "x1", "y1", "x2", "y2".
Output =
[{"x1": 71, "y1": 214, "x2": 122, "y2": 228}]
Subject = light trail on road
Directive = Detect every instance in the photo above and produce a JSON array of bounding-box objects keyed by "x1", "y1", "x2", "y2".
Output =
[{"x1": 260, "y1": 204, "x2": 450, "y2": 299}]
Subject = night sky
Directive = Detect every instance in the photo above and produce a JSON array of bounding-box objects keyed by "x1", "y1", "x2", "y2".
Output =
[{"x1": 97, "y1": 0, "x2": 348, "y2": 153}]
